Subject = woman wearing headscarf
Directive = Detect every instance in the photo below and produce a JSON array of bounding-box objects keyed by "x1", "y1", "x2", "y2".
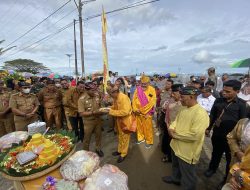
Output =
[
  {"x1": 227, "y1": 118, "x2": 250, "y2": 166},
  {"x1": 222, "y1": 145, "x2": 250, "y2": 190}
]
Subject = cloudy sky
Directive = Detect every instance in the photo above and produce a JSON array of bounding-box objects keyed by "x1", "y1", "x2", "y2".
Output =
[{"x1": 0, "y1": 0, "x2": 250, "y2": 76}]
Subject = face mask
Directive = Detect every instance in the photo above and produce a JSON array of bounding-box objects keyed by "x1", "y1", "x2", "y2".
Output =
[
  {"x1": 55, "y1": 83, "x2": 61, "y2": 87},
  {"x1": 22, "y1": 88, "x2": 31, "y2": 94}
]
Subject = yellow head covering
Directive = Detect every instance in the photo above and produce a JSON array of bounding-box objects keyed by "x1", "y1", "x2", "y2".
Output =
[{"x1": 141, "y1": 75, "x2": 150, "y2": 83}]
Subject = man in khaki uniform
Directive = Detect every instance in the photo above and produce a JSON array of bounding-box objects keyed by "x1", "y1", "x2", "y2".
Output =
[
  {"x1": 78, "y1": 82, "x2": 104, "y2": 157},
  {"x1": 60, "y1": 79, "x2": 72, "y2": 130},
  {"x1": 0, "y1": 80, "x2": 15, "y2": 136},
  {"x1": 65, "y1": 81, "x2": 85, "y2": 141},
  {"x1": 10, "y1": 82, "x2": 40, "y2": 131},
  {"x1": 38, "y1": 80, "x2": 62, "y2": 130}
]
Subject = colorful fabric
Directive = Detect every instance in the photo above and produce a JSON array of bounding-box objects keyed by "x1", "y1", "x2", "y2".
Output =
[
  {"x1": 132, "y1": 85, "x2": 156, "y2": 144},
  {"x1": 137, "y1": 86, "x2": 154, "y2": 115},
  {"x1": 102, "y1": 7, "x2": 109, "y2": 93},
  {"x1": 230, "y1": 146, "x2": 250, "y2": 190}
]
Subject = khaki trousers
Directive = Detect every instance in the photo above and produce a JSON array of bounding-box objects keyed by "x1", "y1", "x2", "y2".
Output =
[
  {"x1": 64, "y1": 109, "x2": 72, "y2": 130},
  {"x1": 0, "y1": 113, "x2": 15, "y2": 137},
  {"x1": 83, "y1": 119, "x2": 102, "y2": 151},
  {"x1": 44, "y1": 107, "x2": 62, "y2": 130},
  {"x1": 14, "y1": 115, "x2": 38, "y2": 131}
]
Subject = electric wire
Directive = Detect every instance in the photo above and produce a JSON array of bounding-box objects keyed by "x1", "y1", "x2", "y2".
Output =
[
  {"x1": 1, "y1": 0, "x2": 159, "y2": 60},
  {"x1": 4, "y1": 0, "x2": 72, "y2": 48}
]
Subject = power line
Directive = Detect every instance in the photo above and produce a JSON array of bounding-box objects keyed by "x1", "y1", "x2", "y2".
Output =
[
  {"x1": 0, "y1": 0, "x2": 18, "y2": 24},
  {"x1": 4, "y1": 0, "x2": 71, "y2": 48},
  {"x1": 85, "y1": 0, "x2": 160, "y2": 21},
  {"x1": 4, "y1": 0, "x2": 53, "y2": 35},
  {"x1": 19, "y1": 7, "x2": 77, "y2": 47},
  {"x1": 3, "y1": 21, "x2": 75, "y2": 58},
  {"x1": 1, "y1": 0, "x2": 160, "y2": 59},
  {"x1": 1, "y1": 2, "x2": 29, "y2": 32}
]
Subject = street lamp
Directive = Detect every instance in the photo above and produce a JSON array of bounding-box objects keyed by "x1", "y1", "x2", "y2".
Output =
[{"x1": 65, "y1": 54, "x2": 73, "y2": 76}]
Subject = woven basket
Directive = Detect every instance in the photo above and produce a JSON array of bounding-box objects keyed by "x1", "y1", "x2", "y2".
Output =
[{"x1": 0, "y1": 146, "x2": 76, "y2": 182}]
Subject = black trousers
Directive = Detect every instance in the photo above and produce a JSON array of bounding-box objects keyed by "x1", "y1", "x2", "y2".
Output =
[
  {"x1": 171, "y1": 151, "x2": 197, "y2": 190},
  {"x1": 69, "y1": 115, "x2": 84, "y2": 141},
  {"x1": 209, "y1": 134, "x2": 231, "y2": 179},
  {"x1": 159, "y1": 112, "x2": 171, "y2": 160}
]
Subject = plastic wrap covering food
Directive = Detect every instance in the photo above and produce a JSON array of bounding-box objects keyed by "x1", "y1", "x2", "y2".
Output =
[
  {"x1": 55, "y1": 179, "x2": 80, "y2": 190},
  {"x1": 60, "y1": 150, "x2": 100, "y2": 181},
  {"x1": 83, "y1": 164, "x2": 129, "y2": 190},
  {"x1": 0, "y1": 131, "x2": 28, "y2": 150},
  {"x1": 27, "y1": 121, "x2": 46, "y2": 135}
]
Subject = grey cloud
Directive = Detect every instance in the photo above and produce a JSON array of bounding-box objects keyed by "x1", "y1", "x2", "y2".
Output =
[
  {"x1": 108, "y1": 5, "x2": 175, "y2": 34},
  {"x1": 185, "y1": 35, "x2": 214, "y2": 44},
  {"x1": 184, "y1": 31, "x2": 224, "y2": 45},
  {"x1": 150, "y1": 45, "x2": 167, "y2": 52}
]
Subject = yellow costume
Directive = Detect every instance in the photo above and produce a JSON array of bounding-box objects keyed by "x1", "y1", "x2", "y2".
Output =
[
  {"x1": 109, "y1": 92, "x2": 132, "y2": 157},
  {"x1": 229, "y1": 146, "x2": 250, "y2": 190},
  {"x1": 132, "y1": 76, "x2": 156, "y2": 145}
]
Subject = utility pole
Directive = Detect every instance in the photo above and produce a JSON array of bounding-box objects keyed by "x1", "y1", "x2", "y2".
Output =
[
  {"x1": 74, "y1": 0, "x2": 96, "y2": 79},
  {"x1": 66, "y1": 54, "x2": 73, "y2": 76},
  {"x1": 73, "y1": 19, "x2": 78, "y2": 81}
]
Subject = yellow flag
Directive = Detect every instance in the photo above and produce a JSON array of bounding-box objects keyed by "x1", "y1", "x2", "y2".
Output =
[{"x1": 102, "y1": 6, "x2": 109, "y2": 93}]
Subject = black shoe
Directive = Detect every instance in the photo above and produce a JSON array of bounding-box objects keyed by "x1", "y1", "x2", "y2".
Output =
[
  {"x1": 204, "y1": 169, "x2": 215, "y2": 178},
  {"x1": 117, "y1": 156, "x2": 126, "y2": 163},
  {"x1": 107, "y1": 129, "x2": 114, "y2": 133},
  {"x1": 162, "y1": 176, "x2": 180, "y2": 186},
  {"x1": 96, "y1": 150, "x2": 104, "y2": 157},
  {"x1": 112, "y1": 151, "x2": 121, "y2": 156}
]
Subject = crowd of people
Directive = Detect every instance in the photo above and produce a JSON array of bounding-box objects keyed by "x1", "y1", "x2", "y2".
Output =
[{"x1": 0, "y1": 68, "x2": 250, "y2": 190}]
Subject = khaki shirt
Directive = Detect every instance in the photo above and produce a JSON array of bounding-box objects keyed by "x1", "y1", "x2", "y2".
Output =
[
  {"x1": 10, "y1": 93, "x2": 40, "y2": 114},
  {"x1": 60, "y1": 88, "x2": 71, "y2": 114},
  {"x1": 78, "y1": 93, "x2": 102, "y2": 121},
  {"x1": 65, "y1": 88, "x2": 84, "y2": 117},
  {"x1": 60, "y1": 88, "x2": 70, "y2": 106},
  {"x1": 0, "y1": 91, "x2": 11, "y2": 112},
  {"x1": 38, "y1": 87, "x2": 62, "y2": 108}
]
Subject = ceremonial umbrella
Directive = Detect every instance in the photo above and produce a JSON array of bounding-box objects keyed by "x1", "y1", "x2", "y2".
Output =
[
  {"x1": 48, "y1": 73, "x2": 61, "y2": 79},
  {"x1": 7, "y1": 70, "x2": 15, "y2": 75},
  {"x1": 21, "y1": 72, "x2": 33, "y2": 78},
  {"x1": 36, "y1": 72, "x2": 50, "y2": 78},
  {"x1": 231, "y1": 58, "x2": 250, "y2": 75}
]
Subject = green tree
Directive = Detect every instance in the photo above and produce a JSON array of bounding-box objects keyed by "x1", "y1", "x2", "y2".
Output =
[
  {"x1": 3, "y1": 59, "x2": 50, "y2": 74},
  {"x1": 0, "y1": 40, "x2": 16, "y2": 56}
]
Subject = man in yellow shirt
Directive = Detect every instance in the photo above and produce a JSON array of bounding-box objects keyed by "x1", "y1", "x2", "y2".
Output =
[
  {"x1": 106, "y1": 85, "x2": 132, "y2": 163},
  {"x1": 132, "y1": 75, "x2": 156, "y2": 149},
  {"x1": 162, "y1": 86, "x2": 209, "y2": 190}
]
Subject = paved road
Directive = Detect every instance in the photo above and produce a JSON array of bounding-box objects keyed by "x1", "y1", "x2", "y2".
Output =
[{"x1": 0, "y1": 124, "x2": 225, "y2": 190}]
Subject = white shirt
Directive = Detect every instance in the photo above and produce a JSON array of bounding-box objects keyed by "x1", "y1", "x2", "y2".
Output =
[
  {"x1": 110, "y1": 76, "x2": 118, "y2": 84},
  {"x1": 197, "y1": 94, "x2": 216, "y2": 115}
]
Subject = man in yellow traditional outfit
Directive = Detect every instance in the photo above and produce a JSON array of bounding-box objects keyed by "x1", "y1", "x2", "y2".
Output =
[
  {"x1": 132, "y1": 75, "x2": 156, "y2": 149},
  {"x1": 105, "y1": 85, "x2": 132, "y2": 163}
]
